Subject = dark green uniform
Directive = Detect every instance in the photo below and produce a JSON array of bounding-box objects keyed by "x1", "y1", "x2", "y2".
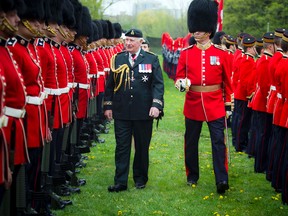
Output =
[{"x1": 104, "y1": 49, "x2": 164, "y2": 186}]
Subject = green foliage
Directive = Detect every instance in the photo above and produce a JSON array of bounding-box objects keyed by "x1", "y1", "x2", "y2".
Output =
[
  {"x1": 80, "y1": 0, "x2": 103, "y2": 19},
  {"x1": 224, "y1": 0, "x2": 288, "y2": 38},
  {"x1": 53, "y1": 56, "x2": 288, "y2": 216}
]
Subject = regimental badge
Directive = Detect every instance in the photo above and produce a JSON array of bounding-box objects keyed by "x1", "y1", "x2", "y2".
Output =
[
  {"x1": 210, "y1": 56, "x2": 220, "y2": 65},
  {"x1": 141, "y1": 75, "x2": 149, "y2": 82},
  {"x1": 139, "y1": 64, "x2": 152, "y2": 73},
  {"x1": 131, "y1": 30, "x2": 134, "y2": 35}
]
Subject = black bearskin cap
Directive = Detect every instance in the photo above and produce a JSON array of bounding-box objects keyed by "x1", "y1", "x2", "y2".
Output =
[
  {"x1": 187, "y1": 0, "x2": 218, "y2": 38},
  {"x1": 0, "y1": 0, "x2": 25, "y2": 14},
  {"x1": 106, "y1": 20, "x2": 115, "y2": 39},
  {"x1": 44, "y1": 0, "x2": 64, "y2": 24},
  {"x1": 94, "y1": 20, "x2": 103, "y2": 40},
  {"x1": 62, "y1": 0, "x2": 76, "y2": 28},
  {"x1": 113, "y1": 23, "x2": 122, "y2": 39},
  {"x1": 100, "y1": 20, "x2": 109, "y2": 39},
  {"x1": 76, "y1": 6, "x2": 92, "y2": 37},
  {"x1": 19, "y1": 0, "x2": 45, "y2": 21}
]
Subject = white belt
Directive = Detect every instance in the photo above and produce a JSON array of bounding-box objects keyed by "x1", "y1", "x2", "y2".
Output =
[
  {"x1": 0, "y1": 115, "x2": 8, "y2": 128},
  {"x1": 44, "y1": 87, "x2": 61, "y2": 95},
  {"x1": 59, "y1": 87, "x2": 69, "y2": 94},
  {"x1": 98, "y1": 71, "x2": 105, "y2": 76},
  {"x1": 270, "y1": 85, "x2": 276, "y2": 91},
  {"x1": 88, "y1": 74, "x2": 97, "y2": 78},
  {"x1": 68, "y1": 82, "x2": 77, "y2": 88},
  {"x1": 4, "y1": 106, "x2": 26, "y2": 118},
  {"x1": 78, "y1": 83, "x2": 90, "y2": 89},
  {"x1": 104, "y1": 68, "x2": 110, "y2": 72},
  {"x1": 26, "y1": 92, "x2": 46, "y2": 105},
  {"x1": 277, "y1": 93, "x2": 282, "y2": 99}
]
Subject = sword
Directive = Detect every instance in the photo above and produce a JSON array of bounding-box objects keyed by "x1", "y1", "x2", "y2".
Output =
[{"x1": 225, "y1": 116, "x2": 231, "y2": 164}]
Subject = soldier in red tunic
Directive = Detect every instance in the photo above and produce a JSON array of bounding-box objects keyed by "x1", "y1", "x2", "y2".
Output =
[
  {"x1": 175, "y1": 0, "x2": 232, "y2": 194},
  {"x1": 6, "y1": 0, "x2": 48, "y2": 214},
  {"x1": 250, "y1": 32, "x2": 276, "y2": 173},
  {"x1": 0, "y1": 1, "x2": 28, "y2": 213},
  {"x1": 233, "y1": 36, "x2": 257, "y2": 152}
]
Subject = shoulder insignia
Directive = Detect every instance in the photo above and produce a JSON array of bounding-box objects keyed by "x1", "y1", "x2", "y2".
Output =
[
  {"x1": 6, "y1": 37, "x2": 17, "y2": 47},
  {"x1": 36, "y1": 38, "x2": 45, "y2": 47},
  {"x1": 213, "y1": 44, "x2": 225, "y2": 51},
  {"x1": 146, "y1": 51, "x2": 157, "y2": 56},
  {"x1": 182, "y1": 45, "x2": 194, "y2": 51},
  {"x1": 68, "y1": 46, "x2": 75, "y2": 52}
]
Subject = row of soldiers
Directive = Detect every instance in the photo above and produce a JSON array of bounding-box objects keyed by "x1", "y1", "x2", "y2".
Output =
[
  {"x1": 213, "y1": 29, "x2": 288, "y2": 204},
  {"x1": 0, "y1": 0, "x2": 124, "y2": 215}
]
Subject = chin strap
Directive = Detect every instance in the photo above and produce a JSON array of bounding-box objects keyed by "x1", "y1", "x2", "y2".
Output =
[
  {"x1": 22, "y1": 20, "x2": 39, "y2": 36},
  {"x1": 0, "y1": 17, "x2": 17, "y2": 33}
]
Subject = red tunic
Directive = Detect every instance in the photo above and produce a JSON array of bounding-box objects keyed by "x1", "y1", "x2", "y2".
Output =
[
  {"x1": 52, "y1": 41, "x2": 71, "y2": 124},
  {"x1": 7, "y1": 36, "x2": 45, "y2": 148},
  {"x1": 0, "y1": 38, "x2": 29, "y2": 166},
  {"x1": 176, "y1": 44, "x2": 232, "y2": 122},
  {"x1": 234, "y1": 54, "x2": 256, "y2": 101},
  {"x1": 279, "y1": 57, "x2": 288, "y2": 128},
  {"x1": 85, "y1": 51, "x2": 97, "y2": 98},
  {"x1": 93, "y1": 49, "x2": 105, "y2": 94},
  {"x1": 231, "y1": 50, "x2": 244, "y2": 92},
  {"x1": 251, "y1": 52, "x2": 273, "y2": 112},
  {"x1": 273, "y1": 56, "x2": 287, "y2": 126},
  {"x1": 69, "y1": 44, "x2": 89, "y2": 119},
  {"x1": 36, "y1": 38, "x2": 62, "y2": 129},
  {"x1": 266, "y1": 50, "x2": 283, "y2": 114}
]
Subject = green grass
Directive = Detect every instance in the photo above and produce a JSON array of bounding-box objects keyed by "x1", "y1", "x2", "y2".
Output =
[{"x1": 54, "y1": 63, "x2": 288, "y2": 216}]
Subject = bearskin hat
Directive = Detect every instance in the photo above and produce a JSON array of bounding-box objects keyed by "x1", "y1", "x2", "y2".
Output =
[
  {"x1": 19, "y1": 0, "x2": 45, "y2": 21},
  {"x1": 93, "y1": 20, "x2": 103, "y2": 40},
  {"x1": 187, "y1": 0, "x2": 218, "y2": 38},
  {"x1": 62, "y1": 0, "x2": 76, "y2": 28},
  {"x1": 76, "y1": 6, "x2": 92, "y2": 37},
  {"x1": 113, "y1": 23, "x2": 122, "y2": 39},
  {"x1": 44, "y1": 0, "x2": 64, "y2": 25},
  {"x1": 100, "y1": 20, "x2": 109, "y2": 39}
]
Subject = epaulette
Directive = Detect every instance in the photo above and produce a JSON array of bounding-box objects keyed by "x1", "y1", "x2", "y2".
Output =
[
  {"x1": 145, "y1": 51, "x2": 157, "y2": 56},
  {"x1": 36, "y1": 38, "x2": 45, "y2": 47},
  {"x1": 182, "y1": 45, "x2": 194, "y2": 51},
  {"x1": 6, "y1": 37, "x2": 17, "y2": 47},
  {"x1": 68, "y1": 46, "x2": 75, "y2": 52},
  {"x1": 213, "y1": 44, "x2": 225, "y2": 51}
]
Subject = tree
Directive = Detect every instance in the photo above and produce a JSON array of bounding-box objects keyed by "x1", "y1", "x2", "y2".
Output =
[{"x1": 224, "y1": 0, "x2": 288, "y2": 38}]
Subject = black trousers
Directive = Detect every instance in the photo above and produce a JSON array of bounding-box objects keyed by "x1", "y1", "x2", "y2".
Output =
[
  {"x1": 254, "y1": 111, "x2": 272, "y2": 173},
  {"x1": 234, "y1": 99, "x2": 252, "y2": 152},
  {"x1": 113, "y1": 119, "x2": 153, "y2": 186},
  {"x1": 184, "y1": 117, "x2": 228, "y2": 184}
]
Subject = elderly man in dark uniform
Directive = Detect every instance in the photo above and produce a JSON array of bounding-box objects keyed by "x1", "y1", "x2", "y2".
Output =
[
  {"x1": 175, "y1": 0, "x2": 232, "y2": 194},
  {"x1": 104, "y1": 28, "x2": 164, "y2": 192}
]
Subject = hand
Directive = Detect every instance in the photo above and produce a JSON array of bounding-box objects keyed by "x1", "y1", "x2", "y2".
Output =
[
  {"x1": 175, "y1": 78, "x2": 191, "y2": 92},
  {"x1": 104, "y1": 110, "x2": 113, "y2": 121},
  {"x1": 226, "y1": 111, "x2": 232, "y2": 118},
  {"x1": 149, "y1": 107, "x2": 160, "y2": 118}
]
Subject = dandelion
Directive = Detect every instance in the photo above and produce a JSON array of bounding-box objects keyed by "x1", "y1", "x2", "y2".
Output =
[
  {"x1": 191, "y1": 184, "x2": 196, "y2": 188},
  {"x1": 240, "y1": 189, "x2": 244, "y2": 193},
  {"x1": 219, "y1": 195, "x2": 224, "y2": 199},
  {"x1": 203, "y1": 195, "x2": 209, "y2": 200},
  {"x1": 117, "y1": 210, "x2": 123, "y2": 216}
]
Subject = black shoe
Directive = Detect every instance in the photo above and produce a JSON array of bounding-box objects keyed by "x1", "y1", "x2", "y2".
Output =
[
  {"x1": 187, "y1": 180, "x2": 197, "y2": 186},
  {"x1": 135, "y1": 183, "x2": 146, "y2": 189},
  {"x1": 216, "y1": 181, "x2": 229, "y2": 194},
  {"x1": 108, "y1": 184, "x2": 127, "y2": 192}
]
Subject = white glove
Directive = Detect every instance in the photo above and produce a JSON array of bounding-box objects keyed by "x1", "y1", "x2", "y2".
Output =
[
  {"x1": 175, "y1": 78, "x2": 191, "y2": 92},
  {"x1": 226, "y1": 111, "x2": 232, "y2": 118}
]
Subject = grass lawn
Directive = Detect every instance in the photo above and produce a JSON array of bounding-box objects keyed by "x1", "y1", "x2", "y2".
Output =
[{"x1": 54, "y1": 61, "x2": 288, "y2": 216}]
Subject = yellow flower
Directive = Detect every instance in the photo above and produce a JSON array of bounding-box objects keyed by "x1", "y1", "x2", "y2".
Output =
[
  {"x1": 118, "y1": 210, "x2": 123, "y2": 216},
  {"x1": 219, "y1": 195, "x2": 224, "y2": 199},
  {"x1": 203, "y1": 195, "x2": 209, "y2": 200},
  {"x1": 240, "y1": 189, "x2": 244, "y2": 193}
]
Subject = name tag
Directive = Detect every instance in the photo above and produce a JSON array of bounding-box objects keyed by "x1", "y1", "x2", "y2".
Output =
[
  {"x1": 139, "y1": 64, "x2": 152, "y2": 73},
  {"x1": 210, "y1": 56, "x2": 220, "y2": 65}
]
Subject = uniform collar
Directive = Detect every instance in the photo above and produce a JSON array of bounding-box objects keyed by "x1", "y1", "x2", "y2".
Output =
[{"x1": 15, "y1": 35, "x2": 29, "y2": 47}]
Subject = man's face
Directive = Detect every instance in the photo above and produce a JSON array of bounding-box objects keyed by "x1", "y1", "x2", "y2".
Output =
[
  {"x1": 5, "y1": 10, "x2": 20, "y2": 31},
  {"x1": 125, "y1": 36, "x2": 142, "y2": 53},
  {"x1": 193, "y1": 31, "x2": 210, "y2": 43}
]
